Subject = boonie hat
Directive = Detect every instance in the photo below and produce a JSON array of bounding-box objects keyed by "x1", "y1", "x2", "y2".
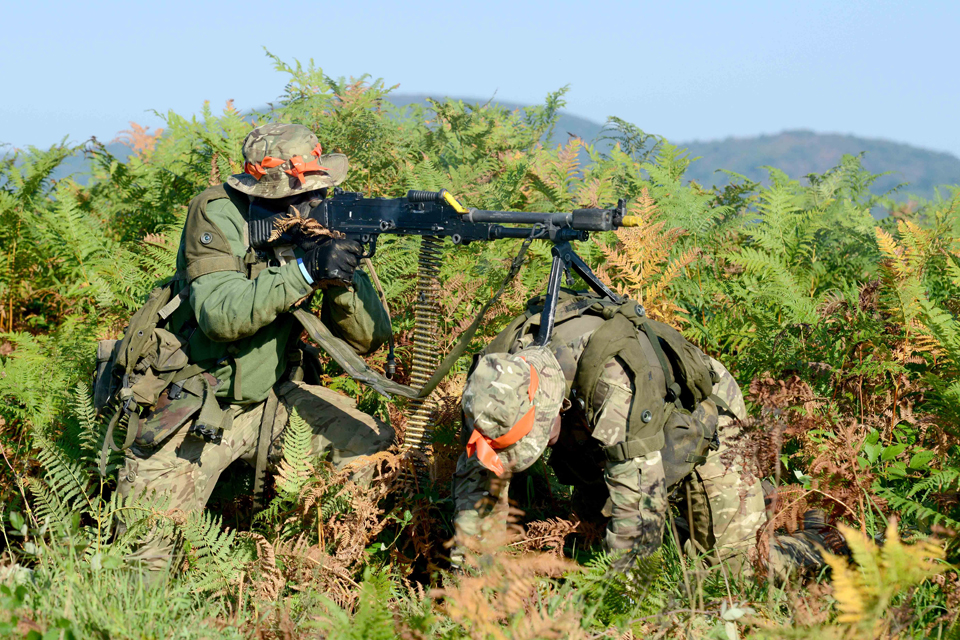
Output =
[
  {"x1": 227, "y1": 123, "x2": 349, "y2": 199},
  {"x1": 462, "y1": 347, "x2": 566, "y2": 476}
]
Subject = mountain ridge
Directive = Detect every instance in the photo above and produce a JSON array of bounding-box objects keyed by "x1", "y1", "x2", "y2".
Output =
[{"x1": 21, "y1": 94, "x2": 960, "y2": 200}]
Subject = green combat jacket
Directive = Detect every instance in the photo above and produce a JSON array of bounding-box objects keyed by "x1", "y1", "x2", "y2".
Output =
[{"x1": 169, "y1": 184, "x2": 390, "y2": 405}]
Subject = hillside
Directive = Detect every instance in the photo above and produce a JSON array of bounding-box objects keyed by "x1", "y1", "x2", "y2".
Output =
[
  {"x1": 393, "y1": 94, "x2": 960, "y2": 200},
  {"x1": 682, "y1": 129, "x2": 960, "y2": 200},
  {"x1": 20, "y1": 94, "x2": 960, "y2": 202}
]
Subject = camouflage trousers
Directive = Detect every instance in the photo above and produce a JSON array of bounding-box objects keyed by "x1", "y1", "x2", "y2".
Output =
[
  {"x1": 671, "y1": 420, "x2": 824, "y2": 583},
  {"x1": 117, "y1": 380, "x2": 394, "y2": 571},
  {"x1": 571, "y1": 417, "x2": 824, "y2": 581}
]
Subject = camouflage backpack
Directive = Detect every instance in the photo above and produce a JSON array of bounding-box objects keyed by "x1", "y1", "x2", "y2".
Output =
[
  {"x1": 486, "y1": 291, "x2": 724, "y2": 487},
  {"x1": 92, "y1": 186, "x2": 261, "y2": 474}
]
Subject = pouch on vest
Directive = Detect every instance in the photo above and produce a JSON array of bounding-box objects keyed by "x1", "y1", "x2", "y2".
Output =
[
  {"x1": 661, "y1": 398, "x2": 719, "y2": 488},
  {"x1": 96, "y1": 281, "x2": 230, "y2": 473},
  {"x1": 624, "y1": 312, "x2": 714, "y2": 409},
  {"x1": 134, "y1": 372, "x2": 225, "y2": 449}
]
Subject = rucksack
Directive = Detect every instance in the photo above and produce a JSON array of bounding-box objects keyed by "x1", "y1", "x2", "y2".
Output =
[{"x1": 486, "y1": 291, "x2": 724, "y2": 487}]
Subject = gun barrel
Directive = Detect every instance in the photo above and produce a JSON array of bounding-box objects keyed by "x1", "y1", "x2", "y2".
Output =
[{"x1": 466, "y1": 209, "x2": 573, "y2": 226}]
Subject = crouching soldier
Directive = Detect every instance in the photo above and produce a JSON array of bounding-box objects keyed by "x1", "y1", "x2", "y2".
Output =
[
  {"x1": 452, "y1": 293, "x2": 846, "y2": 582},
  {"x1": 96, "y1": 124, "x2": 394, "y2": 571}
]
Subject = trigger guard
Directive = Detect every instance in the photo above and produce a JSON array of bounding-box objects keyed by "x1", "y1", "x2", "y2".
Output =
[{"x1": 360, "y1": 240, "x2": 377, "y2": 260}]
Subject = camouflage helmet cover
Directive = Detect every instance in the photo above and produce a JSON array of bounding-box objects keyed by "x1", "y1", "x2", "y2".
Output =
[
  {"x1": 227, "y1": 123, "x2": 349, "y2": 199},
  {"x1": 462, "y1": 347, "x2": 566, "y2": 476}
]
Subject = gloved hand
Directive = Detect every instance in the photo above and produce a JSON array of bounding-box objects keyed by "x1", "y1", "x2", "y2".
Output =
[
  {"x1": 248, "y1": 196, "x2": 324, "y2": 250},
  {"x1": 301, "y1": 239, "x2": 363, "y2": 288},
  {"x1": 248, "y1": 212, "x2": 289, "y2": 249}
]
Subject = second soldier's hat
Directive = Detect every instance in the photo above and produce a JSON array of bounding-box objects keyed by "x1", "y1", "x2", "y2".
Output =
[{"x1": 461, "y1": 347, "x2": 566, "y2": 476}]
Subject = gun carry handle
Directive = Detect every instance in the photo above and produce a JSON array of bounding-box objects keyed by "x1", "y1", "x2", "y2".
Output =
[{"x1": 407, "y1": 189, "x2": 469, "y2": 214}]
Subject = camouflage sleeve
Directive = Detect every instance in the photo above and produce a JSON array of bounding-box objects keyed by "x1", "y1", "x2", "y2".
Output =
[
  {"x1": 451, "y1": 451, "x2": 509, "y2": 567},
  {"x1": 592, "y1": 359, "x2": 668, "y2": 561},
  {"x1": 708, "y1": 357, "x2": 746, "y2": 421},
  {"x1": 320, "y1": 269, "x2": 391, "y2": 355}
]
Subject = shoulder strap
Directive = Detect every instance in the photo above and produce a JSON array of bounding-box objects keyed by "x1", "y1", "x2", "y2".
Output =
[
  {"x1": 635, "y1": 317, "x2": 713, "y2": 408},
  {"x1": 635, "y1": 316, "x2": 683, "y2": 406},
  {"x1": 485, "y1": 292, "x2": 612, "y2": 356},
  {"x1": 575, "y1": 313, "x2": 658, "y2": 438},
  {"x1": 484, "y1": 312, "x2": 531, "y2": 355},
  {"x1": 181, "y1": 185, "x2": 246, "y2": 282}
]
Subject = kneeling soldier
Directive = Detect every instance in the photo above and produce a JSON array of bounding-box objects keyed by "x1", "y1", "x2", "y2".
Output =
[
  {"x1": 102, "y1": 124, "x2": 394, "y2": 570},
  {"x1": 452, "y1": 293, "x2": 846, "y2": 581}
]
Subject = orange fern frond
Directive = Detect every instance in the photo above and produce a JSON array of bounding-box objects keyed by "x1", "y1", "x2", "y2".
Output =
[{"x1": 113, "y1": 121, "x2": 164, "y2": 155}]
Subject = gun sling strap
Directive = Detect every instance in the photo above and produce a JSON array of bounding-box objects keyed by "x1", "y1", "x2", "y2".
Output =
[{"x1": 293, "y1": 234, "x2": 534, "y2": 400}]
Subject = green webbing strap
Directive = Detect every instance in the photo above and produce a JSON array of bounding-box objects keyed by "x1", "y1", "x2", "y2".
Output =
[
  {"x1": 635, "y1": 315, "x2": 682, "y2": 405},
  {"x1": 98, "y1": 390, "x2": 141, "y2": 477},
  {"x1": 604, "y1": 439, "x2": 649, "y2": 463},
  {"x1": 253, "y1": 389, "x2": 279, "y2": 509},
  {"x1": 196, "y1": 374, "x2": 223, "y2": 432},
  {"x1": 483, "y1": 312, "x2": 531, "y2": 356},
  {"x1": 227, "y1": 347, "x2": 243, "y2": 402},
  {"x1": 708, "y1": 393, "x2": 731, "y2": 414},
  {"x1": 293, "y1": 235, "x2": 534, "y2": 399},
  {"x1": 98, "y1": 404, "x2": 123, "y2": 477},
  {"x1": 575, "y1": 313, "x2": 652, "y2": 437}
]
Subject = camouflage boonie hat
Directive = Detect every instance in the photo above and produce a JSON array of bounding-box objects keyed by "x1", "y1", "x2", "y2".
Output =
[
  {"x1": 227, "y1": 123, "x2": 349, "y2": 199},
  {"x1": 462, "y1": 347, "x2": 565, "y2": 476}
]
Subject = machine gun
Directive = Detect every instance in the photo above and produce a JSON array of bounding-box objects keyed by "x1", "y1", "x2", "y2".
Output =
[
  {"x1": 310, "y1": 188, "x2": 628, "y2": 252},
  {"x1": 259, "y1": 188, "x2": 639, "y2": 458},
  {"x1": 287, "y1": 188, "x2": 639, "y2": 345}
]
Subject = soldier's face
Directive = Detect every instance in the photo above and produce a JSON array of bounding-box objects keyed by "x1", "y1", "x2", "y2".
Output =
[
  {"x1": 255, "y1": 189, "x2": 327, "y2": 213},
  {"x1": 548, "y1": 415, "x2": 562, "y2": 445}
]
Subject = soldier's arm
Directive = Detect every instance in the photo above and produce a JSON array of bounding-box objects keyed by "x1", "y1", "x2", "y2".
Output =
[
  {"x1": 592, "y1": 358, "x2": 668, "y2": 561},
  {"x1": 184, "y1": 200, "x2": 315, "y2": 343},
  {"x1": 320, "y1": 269, "x2": 391, "y2": 355},
  {"x1": 451, "y1": 451, "x2": 509, "y2": 567},
  {"x1": 190, "y1": 267, "x2": 314, "y2": 342}
]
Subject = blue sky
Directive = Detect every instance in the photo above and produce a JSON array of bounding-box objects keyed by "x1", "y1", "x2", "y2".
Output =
[{"x1": 3, "y1": 0, "x2": 958, "y2": 156}]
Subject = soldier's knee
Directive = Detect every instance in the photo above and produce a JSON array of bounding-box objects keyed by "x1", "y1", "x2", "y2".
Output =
[{"x1": 354, "y1": 419, "x2": 395, "y2": 456}]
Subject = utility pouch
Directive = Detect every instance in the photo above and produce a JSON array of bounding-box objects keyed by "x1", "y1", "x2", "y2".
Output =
[
  {"x1": 136, "y1": 372, "x2": 226, "y2": 448},
  {"x1": 93, "y1": 339, "x2": 119, "y2": 412},
  {"x1": 660, "y1": 399, "x2": 719, "y2": 489}
]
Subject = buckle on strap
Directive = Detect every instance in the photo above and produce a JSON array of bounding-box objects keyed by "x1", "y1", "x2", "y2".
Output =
[{"x1": 603, "y1": 439, "x2": 647, "y2": 462}]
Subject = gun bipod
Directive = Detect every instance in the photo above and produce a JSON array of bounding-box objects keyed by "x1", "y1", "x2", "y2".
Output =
[{"x1": 534, "y1": 242, "x2": 623, "y2": 347}]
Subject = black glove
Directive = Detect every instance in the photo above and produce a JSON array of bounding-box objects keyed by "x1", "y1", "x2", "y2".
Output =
[
  {"x1": 301, "y1": 239, "x2": 363, "y2": 288},
  {"x1": 248, "y1": 196, "x2": 324, "y2": 250},
  {"x1": 248, "y1": 212, "x2": 289, "y2": 249}
]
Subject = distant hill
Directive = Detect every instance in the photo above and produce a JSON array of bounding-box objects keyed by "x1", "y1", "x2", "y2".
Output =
[
  {"x1": 23, "y1": 94, "x2": 960, "y2": 201},
  {"x1": 682, "y1": 130, "x2": 960, "y2": 200},
  {"x1": 389, "y1": 93, "x2": 606, "y2": 145},
  {"x1": 392, "y1": 94, "x2": 960, "y2": 200}
]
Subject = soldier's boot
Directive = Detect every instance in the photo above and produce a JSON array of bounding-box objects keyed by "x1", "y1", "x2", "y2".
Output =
[
  {"x1": 797, "y1": 509, "x2": 851, "y2": 560},
  {"x1": 768, "y1": 509, "x2": 849, "y2": 581}
]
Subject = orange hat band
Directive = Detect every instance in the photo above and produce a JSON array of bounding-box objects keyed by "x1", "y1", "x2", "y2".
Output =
[
  {"x1": 244, "y1": 142, "x2": 329, "y2": 185},
  {"x1": 465, "y1": 364, "x2": 539, "y2": 477}
]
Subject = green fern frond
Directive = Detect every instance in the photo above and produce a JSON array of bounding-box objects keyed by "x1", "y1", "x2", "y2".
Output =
[
  {"x1": 876, "y1": 487, "x2": 960, "y2": 529},
  {"x1": 180, "y1": 510, "x2": 245, "y2": 591}
]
